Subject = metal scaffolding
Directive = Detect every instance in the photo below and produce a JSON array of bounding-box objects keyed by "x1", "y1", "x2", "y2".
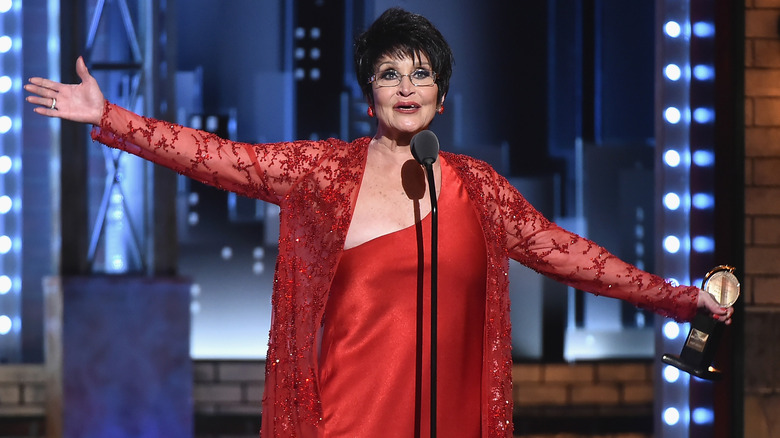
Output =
[{"x1": 60, "y1": 0, "x2": 178, "y2": 276}]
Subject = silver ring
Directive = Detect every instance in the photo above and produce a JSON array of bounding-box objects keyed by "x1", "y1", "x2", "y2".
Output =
[{"x1": 50, "y1": 98, "x2": 56, "y2": 110}]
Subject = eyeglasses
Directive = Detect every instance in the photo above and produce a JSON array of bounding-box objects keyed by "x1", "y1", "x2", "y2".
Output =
[{"x1": 368, "y1": 68, "x2": 437, "y2": 88}]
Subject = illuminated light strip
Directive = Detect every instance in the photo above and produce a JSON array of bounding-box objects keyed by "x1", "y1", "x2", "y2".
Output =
[
  {"x1": 657, "y1": 2, "x2": 719, "y2": 437},
  {"x1": 0, "y1": 0, "x2": 22, "y2": 362},
  {"x1": 657, "y1": 2, "x2": 692, "y2": 437}
]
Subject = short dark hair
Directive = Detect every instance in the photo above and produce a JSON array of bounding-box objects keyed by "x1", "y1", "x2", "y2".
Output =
[{"x1": 354, "y1": 8, "x2": 454, "y2": 106}]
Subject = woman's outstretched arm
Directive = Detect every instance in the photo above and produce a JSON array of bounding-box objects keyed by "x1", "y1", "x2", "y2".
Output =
[
  {"x1": 24, "y1": 56, "x2": 341, "y2": 204},
  {"x1": 491, "y1": 169, "x2": 734, "y2": 324},
  {"x1": 24, "y1": 56, "x2": 105, "y2": 125}
]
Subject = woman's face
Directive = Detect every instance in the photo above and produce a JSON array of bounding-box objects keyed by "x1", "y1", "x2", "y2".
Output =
[{"x1": 370, "y1": 53, "x2": 442, "y2": 142}]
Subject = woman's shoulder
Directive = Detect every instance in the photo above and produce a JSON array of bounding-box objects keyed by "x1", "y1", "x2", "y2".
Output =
[
  {"x1": 304, "y1": 136, "x2": 370, "y2": 156},
  {"x1": 250, "y1": 136, "x2": 370, "y2": 165},
  {"x1": 441, "y1": 150, "x2": 501, "y2": 178}
]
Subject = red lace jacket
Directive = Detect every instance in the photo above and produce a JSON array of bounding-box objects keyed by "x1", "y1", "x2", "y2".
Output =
[{"x1": 91, "y1": 101, "x2": 699, "y2": 437}]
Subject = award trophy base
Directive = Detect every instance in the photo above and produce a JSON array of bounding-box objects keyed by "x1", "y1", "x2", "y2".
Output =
[{"x1": 662, "y1": 312, "x2": 724, "y2": 380}]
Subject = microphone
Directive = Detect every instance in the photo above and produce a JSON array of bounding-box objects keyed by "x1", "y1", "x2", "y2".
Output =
[{"x1": 411, "y1": 130, "x2": 440, "y2": 166}]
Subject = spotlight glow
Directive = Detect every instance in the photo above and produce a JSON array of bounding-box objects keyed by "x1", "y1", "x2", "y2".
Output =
[
  {"x1": 692, "y1": 236, "x2": 715, "y2": 253},
  {"x1": 663, "y1": 365, "x2": 680, "y2": 383},
  {"x1": 693, "y1": 22, "x2": 715, "y2": 38},
  {"x1": 693, "y1": 64, "x2": 715, "y2": 81},
  {"x1": 664, "y1": 407, "x2": 681, "y2": 426},
  {"x1": 663, "y1": 192, "x2": 681, "y2": 210},
  {"x1": 664, "y1": 150, "x2": 681, "y2": 167},
  {"x1": 664, "y1": 107, "x2": 682, "y2": 124},
  {"x1": 0, "y1": 35, "x2": 11, "y2": 53},
  {"x1": 663, "y1": 321, "x2": 681, "y2": 339},
  {"x1": 0, "y1": 275, "x2": 11, "y2": 294},
  {"x1": 0, "y1": 156, "x2": 12, "y2": 174},
  {"x1": 665, "y1": 64, "x2": 682, "y2": 81},
  {"x1": 693, "y1": 150, "x2": 714, "y2": 166},
  {"x1": 664, "y1": 21, "x2": 682, "y2": 38},
  {"x1": 693, "y1": 407, "x2": 714, "y2": 424},
  {"x1": 693, "y1": 108, "x2": 714, "y2": 123},
  {"x1": 0, "y1": 116, "x2": 12, "y2": 134},
  {"x1": 663, "y1": 235, "x2": 681, "y2": 253},
  {"x1": 110, "y1": 256, "x2": 125, "y2": 271},
  {"x1": 0, "y1": 0, "x2": 12, "y2": 13},
  {"x1": 0, "y1": 235, "x2": 11, "y2": 254},
  {"x1": 0, "y1": 76, "x2": 11, "y2": 93},
  {"x1": 692, "y1": 193, "x2": 714, "y2": 209},
  {"x1": 0, "y1": 315, "x2": 11, "y2": 335},
  {"x1": 221, "y1": 246, "x2": 233, "y2": 260},
  {"x1": 253, "y1": 247, "x2": 265, "y2": 259}
]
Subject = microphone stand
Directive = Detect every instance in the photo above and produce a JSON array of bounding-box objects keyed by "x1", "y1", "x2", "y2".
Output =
[
  {"x1": 411, "y1": 130, "x2": 440, "y2": 438},
  {"x1": 422, "y1": 160, "x2": 438, "y2": 438}
]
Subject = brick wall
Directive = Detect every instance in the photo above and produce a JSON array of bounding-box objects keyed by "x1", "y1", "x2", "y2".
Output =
[
  {"x1": 744, "y1": 1, "x2": 780, "y2": 438},
  {"x1": 0, "y1": 365, "x2": 45, "y2": 437},
  {"x1": 513, "y1": 363, "x2": 649, "y2": 406},
  {"x1": 0, "y1": 365, "x2": 45, "y2": 417},
  {"x1": 194, "y1": 361, "x2": 264, "y2": 415},
  {"x1": 0, "y1": 361, "x2": 653, "y2": 438},
  {"x1": 512, "y1": 362, "x2": 653, "y2": 438}
]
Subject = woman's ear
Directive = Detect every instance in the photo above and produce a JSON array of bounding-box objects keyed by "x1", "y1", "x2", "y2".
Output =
[{"x1": 437, "y1": 93, "x2": 447, "y2": 114}]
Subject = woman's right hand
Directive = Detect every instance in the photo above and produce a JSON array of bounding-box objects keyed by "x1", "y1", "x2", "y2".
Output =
[{"x1": 24, "y1": 56, "x2": 105, "y2": 126}]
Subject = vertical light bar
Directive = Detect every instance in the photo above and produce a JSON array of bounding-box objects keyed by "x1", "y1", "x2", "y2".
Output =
[
  {"x1": 656, "y1": 1, "x2": 692, "y2": 436},
  {"x1": 0, "y1": 0, "x2": 23, "y2": 362},
  {"x1": 687, "y1": 3, "x2": 718, "y2": 436}
]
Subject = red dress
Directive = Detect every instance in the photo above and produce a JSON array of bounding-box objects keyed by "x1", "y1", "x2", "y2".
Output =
[{"x1": 318, "y1": 160, "x2": 486, "y2": 437}]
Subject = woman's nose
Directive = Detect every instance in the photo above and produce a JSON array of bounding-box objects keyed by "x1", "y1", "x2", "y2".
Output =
[{"x1": 397, "y1": 76, "x2": 415, "y2": 94}]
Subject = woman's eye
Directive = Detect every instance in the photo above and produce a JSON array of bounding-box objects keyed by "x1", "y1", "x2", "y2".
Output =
[
  {"x1": 379, "y1": 70, "x2": 399, "y2": 80},
  {"x1": 412, "y1": 69, "x2": 432, "y2": 79}
]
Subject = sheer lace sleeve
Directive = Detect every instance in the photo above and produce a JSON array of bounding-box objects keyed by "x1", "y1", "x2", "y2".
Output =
[
  {"x1": 90, "y1": 101, "x2": 333, "y2": 204},
  {"x1": 496, "y1": 170, "x2": 698, "y2": 322}
]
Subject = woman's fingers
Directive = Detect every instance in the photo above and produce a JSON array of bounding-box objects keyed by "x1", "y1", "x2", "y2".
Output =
[
  {"x1": 24, "y1": 83, "x2": 58, "y2": 115},
  {"x1": 26, "y1": 76, "x2": 60, "y2": 94},
  {"x1": 24, "y1": 79, "x2": 62, "y2": 114},
  {"x1": 698, "y1": 289, "x2": 733, "y2": 325},
  {"x1": 33, "y1": 96, "x2": 56, "y2": 109},
  {"x1": 24, "y1": 81, "x2": 52, "y2": 98},
  {"x1": 28, "y1": 99, "x2": 57, "y2": 117}
]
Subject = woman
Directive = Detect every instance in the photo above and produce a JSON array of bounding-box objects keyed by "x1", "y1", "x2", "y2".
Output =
[{"x1": 26, "y1": 7, "x2": 731, "y2": 438}]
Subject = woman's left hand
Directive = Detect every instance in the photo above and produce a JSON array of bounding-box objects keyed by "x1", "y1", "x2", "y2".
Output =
[
  {"x1": 697, "y1": 289, "x2": 734, "y2": 325},
  {"x1": 24, "y1": 56, "x2": 105, "y2": 125}
]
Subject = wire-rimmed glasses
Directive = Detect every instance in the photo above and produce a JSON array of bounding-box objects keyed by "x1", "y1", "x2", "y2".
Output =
[{"x1": 368, "y1": 68, "x2": 437, "y2": 87}]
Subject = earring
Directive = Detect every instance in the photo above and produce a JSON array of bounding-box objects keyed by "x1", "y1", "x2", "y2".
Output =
[
  {"x1": 367, "y1": 106, "x2": 375, "y2": 118},
  {"x1": 437, "y1": 105, "x2": 445, "y2": 115}
]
